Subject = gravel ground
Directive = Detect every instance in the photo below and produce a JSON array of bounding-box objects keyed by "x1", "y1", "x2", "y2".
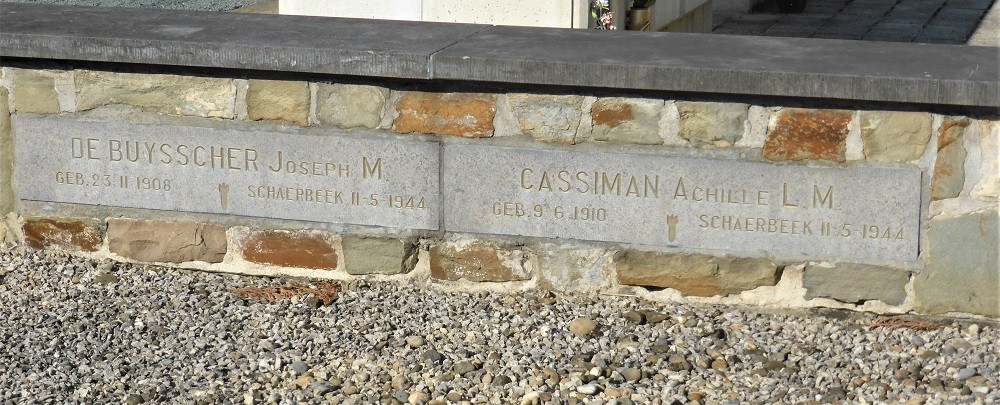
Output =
[
  {"x1": 1, "y1": 249, "x2": 997, "y2": 404},
  {"x1": 0, "y1": 0, "x2": 257, "y2": 11}
]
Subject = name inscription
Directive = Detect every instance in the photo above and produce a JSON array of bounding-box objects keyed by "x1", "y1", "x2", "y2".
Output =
[
  {"x1": 15, "y1": 117, "x2": 440, "y2": 230},
  {"x1": 444, "y1": 144, "x2": 921, "y2": 262},
  {"x1": 14, "y1": 117, "x2": 922, "y2": 262}
]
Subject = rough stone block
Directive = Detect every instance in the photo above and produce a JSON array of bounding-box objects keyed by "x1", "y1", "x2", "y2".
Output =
[
  {"x1": 75, "y1": 70, "x2": 235, "y2": 118},
  {"x1": 12, "y1": 69, "x2": 60, "y2": 114},
  {"x1": 676, "y1": 101, "x2": 748, "y2": 147},
  {"x1": 507, "y1": 93, "x2": 583, "y2": 143},
  {"x1": 246, "y1": 79, "x2": 309, "y2": 126},
  {"x1": 393, "y1": 92, "x2": 496, "y2": 137},
  {"x1": 241, "y1": 230, "x2": 339, "y2": 270},
  {"x1": 536, "y1": 247, "x2": 609, "y2": 291},
  {"x1": 931, "y1": 117, "x2": 969, "y2": 200},
  {"x1": 915, "y1": 210, "x2": 999, "y2": 316},
  {"x1": 314, "y1": 83, "x2": 387, "y2": 129},
  {"x1": 591, "y1": 97, "x2": 663, "y2": 145},
  {"x1": 429, "y1": 241, "x2": 530, "y2": 282},
  {"x1": 763, "y1": 108, "x2": 852, "y2": 162},
  {"x1": 803, "y1": 263, "x2": 909, "y2": 305},
  {"x1": 860, "y1": 111, "x2": 933, "y2": 162},
  {"x1": 22, "y1": 218, "x2": 103, "y2": 252},
  {"x1": 108, "y1": 218, "x2": 227, "y2": 263},
  {"x1": 342, "y1": 235, "x2": 417, "y2": 275},
  {"x1": 615, "y1": 251, "x2": 780, "y2": 296},
  {"x1": 0, "y1": 86, "x2": 11, "y2": 214},
  {"x1": 972, "y1": 120, "x2": 999, "y2": 201}
]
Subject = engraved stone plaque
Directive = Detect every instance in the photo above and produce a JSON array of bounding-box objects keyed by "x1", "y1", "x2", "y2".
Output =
[
  {"x1": 14, "y1": 116, "x2": 440, "y2": 230},
  {"x1": 444, "y1": 144, "x2": 921, "y2": 262}
]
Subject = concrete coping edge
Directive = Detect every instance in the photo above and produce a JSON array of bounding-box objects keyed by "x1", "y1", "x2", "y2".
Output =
[{"x1": 0, "y1": 3, "x2": 997, "y2": 107}]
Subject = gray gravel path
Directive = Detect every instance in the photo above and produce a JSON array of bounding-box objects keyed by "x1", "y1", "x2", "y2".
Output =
[
  {"x1": 1, "y1": 249, "x2": 997, "y2": 404},
  {"x1": 714, "y1": 0, "x2": 996, "y2": 44}
]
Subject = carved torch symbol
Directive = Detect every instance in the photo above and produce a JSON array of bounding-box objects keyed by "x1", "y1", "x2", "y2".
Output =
[
  {"x1": 218, "y1": 182, "x2": 230, "y2": 211},
  {"x1": 666, "y1": 214, "x2": 679, "y2": 243}
]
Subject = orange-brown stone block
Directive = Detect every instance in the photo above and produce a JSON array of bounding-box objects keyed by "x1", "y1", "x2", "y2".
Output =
[
  {"x1": 429, "y1": 241, "x2": 529, "y2": 282},
  {"x1": 931, "y1": 117, "x2": 969, "y2": 200},
  {"x1": 242, "y1": 230, "x2": 339, "y2": 270},
  {"x1": 762, "y1": 108, "x2": 852, "y2": 162},
  {"x1": 590, "y1": 97, "x2": 663, "y2": 145},
  {"x1": 23, "y1": 218, "x2": 103, "y2": 252},
  {"x1": 392, "y1": 92, "x2": 496, "y2": 137},
  {"x1": 592, "y1": 101, "x2": 634, "y2": 127},
  {"x1": 108, "y1": 218, "x2": 227, "y2": 263}
]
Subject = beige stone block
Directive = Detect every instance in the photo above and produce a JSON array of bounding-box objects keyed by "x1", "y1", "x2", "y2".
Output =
[
  {"x1": 12, "y1": 69, "x2": 60, "y2": 114},
  {"x1": 0, "y1": 86, "x2": 11, "y2": 214},
  {"x1": 736, "y1": 105, "x2": 770, "y2": 148},
  {"x1": 429, "y1": 241, "x2": 530, "y2": 282},
  {"x1": 861, "y1": 111, "x2": 933, "y2": 162},
  {"x1": 108, "y1": 218, "x2": 227, "y2": 263},
  {"x1": 314, "y1": 83, "x2": 387, "y2": 129},
  {"x1": 591, "y1": 97, "x2": 664, "y2": 145},
  {"x1": 246, "y1": 79, "x2": 310, "y2": 126},
  {"x1": 507, "y1": 93, "x2": 583, "y2": 144},
  {"x1": 0, "y1": 213, "x2": 21, "y2": 251},
  {"x1": 676, "y1": 101, "x2": 748, "y2": 147},
  {"x1": 536, "y1": 246, "x2": 609, "y2": 291},
  {"x1": 75, "y1": 70, "x2": 235, "y2": 118},
  {"x1": 972, "y1": 120, "x2": 999, "y2": 201},
  {"x1": 615, "y1": 251, "x2": 780, "y2": 296}
]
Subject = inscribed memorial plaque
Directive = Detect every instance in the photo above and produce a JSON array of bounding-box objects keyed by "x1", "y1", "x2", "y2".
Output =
[
  {"x1": 444, "y1": 144, "x2": 921, "y2": 262},
  {"x1": 14, "y1": 116, "x2": 440, "y2": 230}
]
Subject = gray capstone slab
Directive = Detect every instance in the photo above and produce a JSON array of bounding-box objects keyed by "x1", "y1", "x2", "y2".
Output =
[
  {"x1": 431, "y1": 25, "x2": 1000, "y2": 107},
  {"x1": 1, "y1": 3, "x2": 997, "y2": 107},
  {"x1": 443, "y1": 143, "x2": 922, "y2": 262},
  {"x1": 0, "y1": 2, "x2": 488, "y2": 78},
  {"x1": 13, "y1": 115, "x2": 440, "y2": 230}
]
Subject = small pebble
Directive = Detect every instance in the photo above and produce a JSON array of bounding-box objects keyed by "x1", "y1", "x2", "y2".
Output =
[
  {"x1": 569, "y1": 317, "x2": 598, "y2": 336},
  {"x1": 956, "y1": 368, "x2": 977, "y2": 381},
  {"x1": 406, "y1": 336, "x2": 425, "y2": 349},
  {"x1": 576, "y1": 383, "x2": 600, "y2": 395},
  {"x1": 291, "y1": 360, "x2": 309, "y2": 374}
]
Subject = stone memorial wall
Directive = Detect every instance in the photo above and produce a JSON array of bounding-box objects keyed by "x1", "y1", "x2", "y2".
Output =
[{"x1": 0, "y1": 3, "x2": 997, "y2": 317}]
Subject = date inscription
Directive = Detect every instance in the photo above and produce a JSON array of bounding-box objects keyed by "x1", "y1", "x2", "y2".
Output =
[
  {"x1": 445, "y1": 144, "x2": 921, "y2": 262},
  {"x1": 15, "y1": 117, "x2": 440, "y2": 230}
]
